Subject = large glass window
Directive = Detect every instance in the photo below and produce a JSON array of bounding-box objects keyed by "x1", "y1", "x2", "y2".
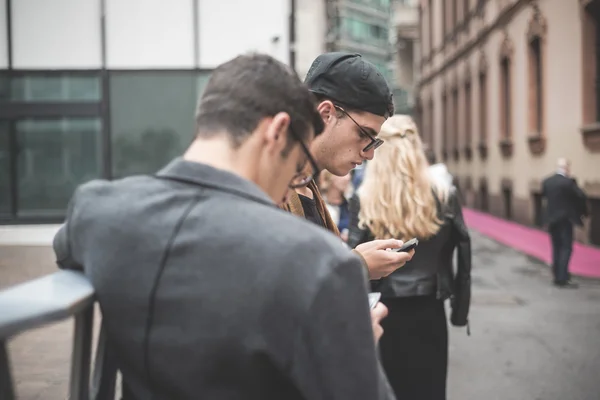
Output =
[
  {"x1": 110, "y1": 72, "x2": 211, "y2": 178},
  {"x1": 340, "y1": 14, "x2": 389, "y2": 48},
  {"x1": 16, "y1": 118, "x2": 103, "y2": 216},
  {"x1": 348, "y1": 0, "x2": 390, "y2": 12},
  {"x1": 0, "y1": 74, "x2": 101, "y2": 102},
  {"x1": 0, "y1": 122, "x2": 10, "y2": 215}
]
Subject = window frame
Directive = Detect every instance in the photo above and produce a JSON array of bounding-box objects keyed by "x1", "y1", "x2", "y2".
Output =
[
  {"x1": 498, "y1": 35, "x2": 514, "y2": 158},
  {"x1": 0, "y1": 68, "x2": 213, "y2": 224}
]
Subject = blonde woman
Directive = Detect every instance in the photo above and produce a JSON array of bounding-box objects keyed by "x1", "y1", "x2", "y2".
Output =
[{"x1": 347, "y1": 115, "x2": 471, "y2": 400}]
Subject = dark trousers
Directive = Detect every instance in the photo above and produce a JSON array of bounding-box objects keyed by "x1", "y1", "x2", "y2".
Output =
[
  {"x1": 549, "y1": 220, "x2": 574, "y2": 283},
  {"x1": 379, "y1": 296, "x2": 448, "y2": 400}
]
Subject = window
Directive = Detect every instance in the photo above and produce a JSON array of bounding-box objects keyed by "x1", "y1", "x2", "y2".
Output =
[
  {"x1": 452, "y1": 87, "x2": 459, "y2": 159},
  {"x1": 429, "y1": 98, "x2": 435, "y2": 150},
  {"x1": 419, "y1": 5, "x2": 427, "y2": 57},
  {"x1": 341, "y1": 14, "x2": 388, "y2": 47},
  {"x1": 478, "y1": 70, "x2": 488, "y2": 157},
  {"x1": 16, "y1": 118, "x2": 103, "y2": 216},
  {"x1": 582, "y1": 2, "x2": 600, "y2": 124},
  {"x1": 348, "y1": 0, "x2": 390, "y2": 11},
  {"x1": 596, "y1": 10, "x2": 600, "y2": 121},
  {"x1": 581, "y1": 1, "x2": 600, "y2": 150},
  {"x1": 526, "y1": 8, "x2": 547, "y2": 155},
  {"x1": 442, "y1": 0, "x2": 447, "y2": 38},
  {"x1": 110, "y1": 72, "x2": 211, "y2": 178},
  {"x1": 452, "y1": 0, "x2": 458, "y2": 31},
  {"x1": 0, "y1": 122, "x2": 10, "y2": 215},
  {"x1": 0, "y1": 74, "x2": 101, "y2": 102},
  {"x1": 464, "y1": 80, "x2": 472, "y2": 158},
  {"x1": 500, "y1": 57, "x2": 511, "y2": 140},
  {"x1": 499, "y1": 35, "x2": 514, "y2": 158},
  {"x1": 442, "y1": 92, "x2": 448, "y2": 160},
  {"x1": 429, "y1": 0, "x2": 434, "y2": 53},
  {"x1": 529, "y1": 37, "x2": 543, "y2": 135},
  {"x1": 0, "y1": 72, "x2": 105, "y2": 222}
]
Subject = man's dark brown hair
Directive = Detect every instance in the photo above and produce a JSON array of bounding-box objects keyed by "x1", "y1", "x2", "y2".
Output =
[{"x1": 195, "y1": 53, "x2": 324, "y2": 153}]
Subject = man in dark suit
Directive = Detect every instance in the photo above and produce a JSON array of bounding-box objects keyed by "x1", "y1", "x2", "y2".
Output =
[
  {"x1": 542, "y1": 158, "x2": 588, "y2": 288},
  {"x1": 52, "y1": 54, "x2": 398, "y2": 399}
]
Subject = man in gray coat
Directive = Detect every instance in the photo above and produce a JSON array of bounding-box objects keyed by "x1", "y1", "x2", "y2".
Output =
[{"x1": 53, "y1": 54, "x2": 395, "y2": 399}]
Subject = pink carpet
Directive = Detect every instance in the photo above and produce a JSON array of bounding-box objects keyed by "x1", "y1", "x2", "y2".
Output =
[{"x1": 463, "y1": 208, "x2": 600, "y2": 279}]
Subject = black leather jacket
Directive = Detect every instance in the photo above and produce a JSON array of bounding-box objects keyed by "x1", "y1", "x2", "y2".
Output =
[{"x1": 348, "y1": 187, "x2": 471, "y2": 326}]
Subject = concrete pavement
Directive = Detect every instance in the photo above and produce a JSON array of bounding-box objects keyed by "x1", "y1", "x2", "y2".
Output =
[
  {"x1": 448, "y1": 232, "x2": 600, "y2": 400},
  {"x1": 1, "y1": 231, "x2": 600, "y2": 399},
  {"x1": 0, "y1": 246, "x2": 72, "y2": 400}
]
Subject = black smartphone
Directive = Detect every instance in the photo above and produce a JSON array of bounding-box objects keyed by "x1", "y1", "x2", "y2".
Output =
[{"x1": 392, "y1": 238, "x2": 419, "y2": 253}]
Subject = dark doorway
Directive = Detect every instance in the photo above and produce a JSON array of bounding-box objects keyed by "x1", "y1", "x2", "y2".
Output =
[
  {"x1": 479, "y1": 182, "x2": 489, "y2": 212},
  {"x1": 532, "y1": 192, "x2": 544, "y2": 228},
  {"x1": 589, "y1": 198, "x2": 600, "y2": 246},
  {"x1": 502, "y1": 187, "x2": 513, "y2": 220},
  {"x1": 453, "y1": 177, "x2": 464, "y2": 205}
]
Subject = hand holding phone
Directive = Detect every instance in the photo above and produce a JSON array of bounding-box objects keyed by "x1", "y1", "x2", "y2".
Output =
[{"x1": 392, "y1": 238, "x2": 419, "y2": 253}]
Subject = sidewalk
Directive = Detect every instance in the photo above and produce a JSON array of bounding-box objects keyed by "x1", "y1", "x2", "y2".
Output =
[{"x1": 463, "y1": 208, "x2": 600, "y2": 279}]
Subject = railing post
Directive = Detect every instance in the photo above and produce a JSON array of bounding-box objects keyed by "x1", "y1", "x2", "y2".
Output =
[
  {"x1": 0, "y1": 340, "x2": 15, "y2": 400},
  {"x1": 90, "y1": 323, "x2": 117, "y2": 400},
  {"x1": 69, "y1": 306, "x2": 94, "y2": 400}
]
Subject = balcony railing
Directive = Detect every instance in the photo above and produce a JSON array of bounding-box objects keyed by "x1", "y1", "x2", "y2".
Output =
[{"x1": 0, "y1": 270, "x2": 118, "y2": 400}]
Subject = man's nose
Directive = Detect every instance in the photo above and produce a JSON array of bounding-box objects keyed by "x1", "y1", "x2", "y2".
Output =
[{"x1": 362, "y1": 148, "x2": 376, "y2": 161}]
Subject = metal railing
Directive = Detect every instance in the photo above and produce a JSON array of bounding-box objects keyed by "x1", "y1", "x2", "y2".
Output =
[{"x1": 0, "y1": 270, "x2": 118, "y2": 400}]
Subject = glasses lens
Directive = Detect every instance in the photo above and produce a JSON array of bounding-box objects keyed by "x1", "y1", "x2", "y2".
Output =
[{"x1": 364, "y1": 139, "x2": 384, "y2": 152}]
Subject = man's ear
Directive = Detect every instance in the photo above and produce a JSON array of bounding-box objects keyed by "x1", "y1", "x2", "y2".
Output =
[
  {"x1": 317, "y1": 100, "x2": 335, "y2": 123},
  {"x1": 264, "y1": 112, "x2": 291, "y2": 153}
]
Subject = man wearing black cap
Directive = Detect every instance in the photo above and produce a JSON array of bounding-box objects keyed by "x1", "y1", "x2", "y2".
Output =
[{"x1": 281, "y1": 52, "x2": 412, "y2": 280}]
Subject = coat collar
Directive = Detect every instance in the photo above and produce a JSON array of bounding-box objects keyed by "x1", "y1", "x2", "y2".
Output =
[
  {"x1": 279, "y1": 180, "x2": 341, "y2": 236},
  {"x1": 156, "y1": 158, "x2": 274, "y2": 207}
]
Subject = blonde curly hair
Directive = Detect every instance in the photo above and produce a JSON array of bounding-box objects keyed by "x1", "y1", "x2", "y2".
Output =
[{"x1": 358, "y1": 114, "x2": 442, "y2": 241}]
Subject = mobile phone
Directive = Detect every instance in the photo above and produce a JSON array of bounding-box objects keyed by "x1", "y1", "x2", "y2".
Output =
[
  {"x1": 393, "y1": 238, "x2": 419, "y2": 253},
  {"x1": 368, "y1": 292, "x2": 381, "y2": 309}
]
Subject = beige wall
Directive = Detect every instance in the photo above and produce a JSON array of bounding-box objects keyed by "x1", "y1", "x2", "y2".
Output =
[
  {"x1": 295, "y1": 0, "x2": 327, "y2": 79},
  {"x1": 418, "y1": 0, "x2": 600, "y2": 243},
  {"x1": 392, "y1": 1, "x2": 419, "y2": 91}
]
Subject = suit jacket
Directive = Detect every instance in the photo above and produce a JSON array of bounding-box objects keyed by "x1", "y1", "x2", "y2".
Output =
[
  {"x1": 53, "y1": 158, "x2": 395, "y2": 400},
  {"x1": 542, "y1": 173, "x2": 588, "y2": 226}
]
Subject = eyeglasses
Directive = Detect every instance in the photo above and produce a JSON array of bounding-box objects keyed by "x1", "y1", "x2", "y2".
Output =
[
  {"x1": 288, "y1": 127, "x2": 320, "y2": 189},
  {"x1": 334, "y1": 105, "x2": 384, "y2": 152}
]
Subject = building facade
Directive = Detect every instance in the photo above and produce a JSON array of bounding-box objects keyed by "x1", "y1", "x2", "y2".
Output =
[
  {"x1": 325, "y1": 0, "x2": 393, "y2": 82},
  {"x1": 417, "y1": 0, "x2": 600, "y2": 245},
  {"x1": 295, "y1": 0, "x2": 328, "y2": 79},
  {"x1": 391, "y1": 0, "x2": 419, "y2": 114},
  {"x1": 0, "y1": 0, "x2": 295, "y2": 225}
]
